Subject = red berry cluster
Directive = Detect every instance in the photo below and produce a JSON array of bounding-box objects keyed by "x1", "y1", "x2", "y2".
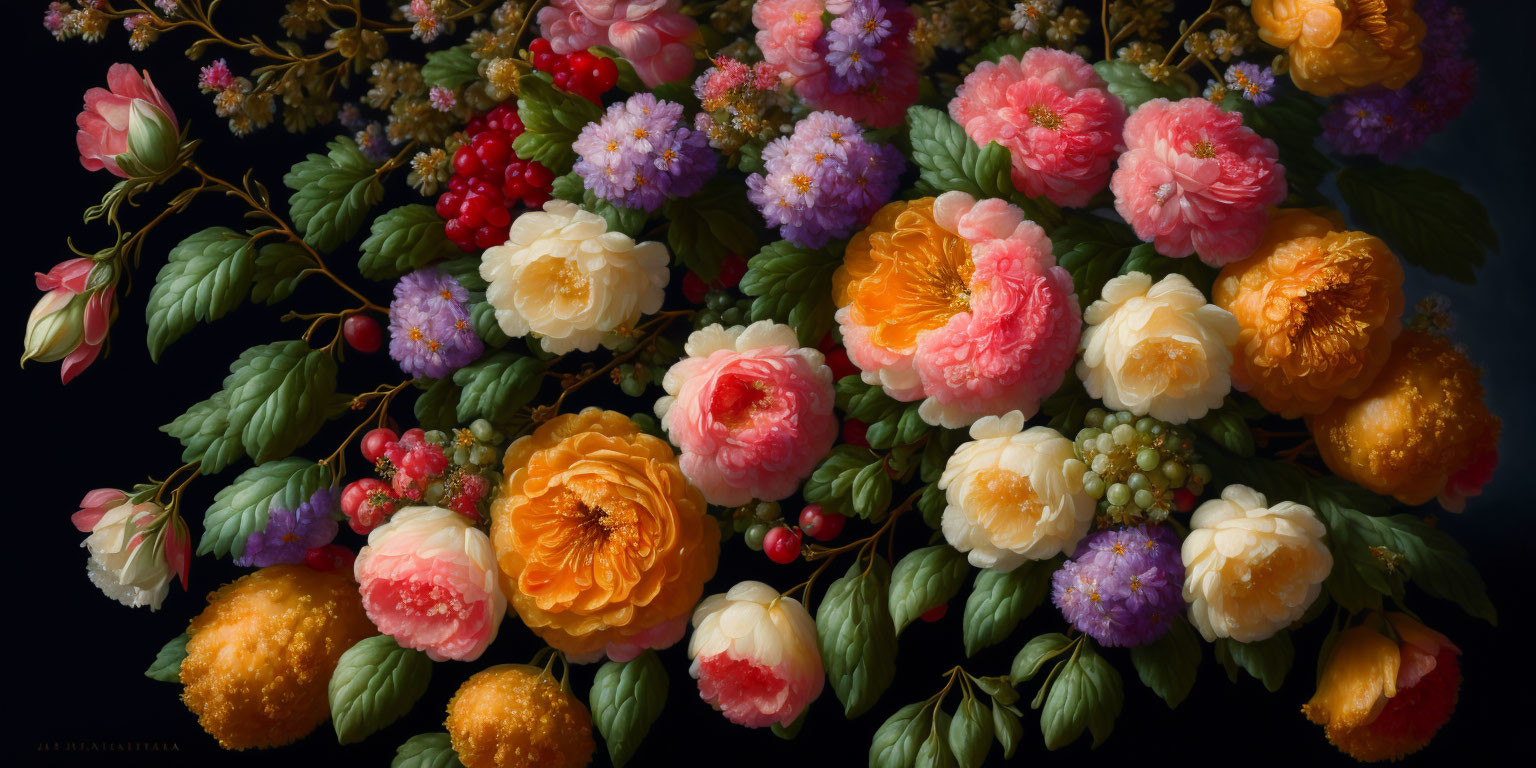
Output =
[
  {"x1": 437, "y1": 105, "x2": 554, "y2": 253},
  {"x1": 753, "y1": 504, "x2": 847, "y2": 565},
  {"x1": 339, "y1": 427, "x2": 491, "y2": 534},
  {"x1": 529, "y1": 39, "x2": 619, "y2": 103}
]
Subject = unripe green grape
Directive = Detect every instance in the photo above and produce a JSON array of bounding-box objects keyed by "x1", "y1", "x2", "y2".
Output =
[
  {"x1": 470, "y1": 419, "x2": 495, "y2": 442},
  {"x1": 1149, "y1": 423, "x2": 1165, "y2": 436},
  {"x1": 754, "y1": 500, "x2": 781, "y2": 521},
  {"x1": 706, "y1": 292, "x2": 731, "y2": 311},
  {"x1": 1095, "y1": 434, "x2": 1115, "y2": 454},
  {"x1": 744, "y1": 522, "x2": 769, "y2": 551},
  {"x1": 1107, "y1": 483, "x2": 1131, "y2": 507},
  {"x1": 424, "y1": 430, "x2": 447, "y2": 445},
  {"x1": 721, "y1": 307, "x2": 743, "y2": 325},
  {"x1": 1192, "y1": 464, "x2": 1212, "y2": 484},
  {"x1": 1112, "y1": 424, "x2": 1136, "y2": 446},
  {"x1": 1091, "y1": 453, "x2": 1111, "y2": 475},
  {"x1": 1136, "y1": 448, "x2": 1160, "y2": 471},
  {"x1": 1128, "y1": 472, "x2": 1150, "y2": 492},
  {"x1": 1083, "y1": 472, "x2": 1106, "y2": 499},
  {"x1": 424, "y1": 481, "x2": 446, "y2": 504},
  {"x1": 1085, "y1": 408, "x2": 1107, "y2": 429},
  {"x1": 1162, "y1": 460, "x2": 1188, "y2": 486},
  {"x1": 1134, "y1": 489, "x2": 1155, "y2": 509},
  {"x1": 1136, "y1": 417, "x2": 1156, "y2": 434}
]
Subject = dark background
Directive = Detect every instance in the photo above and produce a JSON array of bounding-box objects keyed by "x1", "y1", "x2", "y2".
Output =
[{"x1": 10, "y1": 1, "x2": 1534, "y2": 766}]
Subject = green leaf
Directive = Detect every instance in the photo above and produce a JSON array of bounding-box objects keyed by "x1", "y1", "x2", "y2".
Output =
[
  {"x1": 870, "y1": 702, "x2": 934, "y2": 768},
  {"x1": 144, "y1": 633, "x2": 189, "y2": 683},
  {"x1": 146, "y1": 227, "x2": 255, "y2": 362},
  {"x1": 771, "y1": 709, "x2": 808, "y2": 741},
  {"x1": 391, "y1": 733, "x2": 464, "y2": 768},
  {"x1": 1010, "y1": 633, "x2": 1072, "y2": 684},
  {"x1": 948, "y1": 696, "x2": 993, "y2": 768},
  {"x1": 918, "y1": 482, "x2": 947, "y2": 530},
  {"x1": 1092, "y1": 60, "x2": 1187, "y2": 111},
  {"x1": 552, "y1": 171, "x2": 648, "y2": 236},
  {"x1": 1039, "y1": 374, "x2": 1095, "y2": 436},
  {"x1": 329, "y1": 635, "x2": 433, "y2": 745},
  {"x1": 663, "y1": 176, "x2": 758, "y2": 281},
  {"x1": 284, "y1": 136, "x2": 383, "y2": 254},
  {"x1": 421, "y1": 44, "x2": 479, "y2": 89},
  {"x1": 917, "y1": 710, "x2": 956, "y2": 768},
  {"x1": 1191, "y1": 398, "x2": 1255, "y2": 457},
  {"x1": 453, "y1": 352, "x2": 544, "y2": 427},
  {"x1": 1214, "y1": 633, "x2": 1293, "y2": 693},
  {"x1": 851, "y1": 461, "x2": 894, "y2": 519},
  {"x1": 1337, "y1": 165, "x2": 1497, "y2": 283},
  {"x1": 919, "y1": 428, "x2": 964, "y2": 485},
  {"x1": 470, "y1": 299, "x2": 509, "y2": 349},
  {"x1": 741, "y1": 239, "x2": 842, "y2": 347},
  {"x1": 1039, "y1": 642, "x2": 1123, "y2": 750},
  {"x1": 817, "y1": 555, "x2": 897, "y2": 718},
  {"x1": 590, "y1": 650, "x2": 668, "y2": 768},
  {"x1": 438, "y1": 255, "x2": 488, "y2": 292},
  {"x1": 963, "y1": 35, "x2": 1037, "y2": 70},
  {"x1": 803, "y1": 445, "x2": 880, "y2": 519},
  {"x1": 251, "y1": 242, "x2": 311, "y2": 305},
  {"x1": 199, "y1": 458, "x2": 331, "y2": 559},
  {"x1": 906, "y1": 106, "x2": 1015, "y2": 201},
  {"x1": 737, "y1": 141, "x2": 764, "y2": 175},
  {"x1": 889, "y1": 545, "x2": 969, "y2": 634},
  {"x1": 992, "y1": 701, "x2": 1024, "y2": 759},
  {"x1": 1050, "y1": 215, "x2": 1142, "y2": 307},
  {"x1": 836, "y1": 376, "x2": 927, "y2": 450},
  {"x1": 413, "y1": 377, "x2": 462, "y2": 430},
  {"x1": 964, "y1": 562, "x2": 1052, "y2": 657},
  {"x1": 514, "y1": 72, "x2": 605, "y2": 175},
  {"x1": 359, "y1": 205, "x2": 459, "y2": 280},
  {"x1": 1119, "y1": 242, "x2": 1218, "y2": 296},
  {"x1": 1129, "y1": 618, "x2": 1201, "y2": 708}
]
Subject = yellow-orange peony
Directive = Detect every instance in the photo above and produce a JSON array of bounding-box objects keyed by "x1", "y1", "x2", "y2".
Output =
[
  {"x1": 1309, "y1": 329, "x2": 1500, "y2": 511},
  {"x1": 1253, "y1": 0, "x2": 1426, "y2": 96},
  {"x1": 490, "y1": 408, "x2": 719, "y2": 660},
  {"x1": 1214, "y1": 208, "x2": 1405, "y2": 418},
  {"x1": 446, "y1": 663, "x2": 595, "y2": 768},
  {"x1": 179, "y1": 565, "x2": 375, "y2": 750}
]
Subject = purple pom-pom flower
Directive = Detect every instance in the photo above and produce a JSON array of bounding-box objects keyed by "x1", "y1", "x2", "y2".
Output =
[
  {"x1": 573, "y1": 93, "x2": 717, "y2": 212},
  {"x1": 1051, "y1": 524, "x2": 1185, "y2": 647},
  {"x1": 746, "y1": 111, "x2": 903, "y2": 248},
  {"x1": 235, "y1": 488, "x2": 340, "y2": 567},
  {"x1": 388, "y1": 268, "x2": 483, "y2": 379}
]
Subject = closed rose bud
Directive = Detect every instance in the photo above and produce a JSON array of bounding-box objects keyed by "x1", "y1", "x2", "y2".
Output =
[
  {"x1": 76, "y1": 63, "x2": 180, "y2": 179},
  {"x1": 22, "y1": 259, "x2": 116, "y2": 384},
  {"x1": 687, "y1": 581, "x2": 823, "y2": 728}
]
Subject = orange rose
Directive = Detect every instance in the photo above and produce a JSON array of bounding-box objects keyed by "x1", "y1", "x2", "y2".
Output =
[
  {"x1": 1304, "y1": 613, "x2": 1461, "y2": 762},
  {"x1": 1253, "y1": 0, "x2": 1425, "y2": 96},
  {"x1": 1309, "y1": 330, "x2": 1500, "y2": 510},
  {"x1": 1214, "y1": 208, "x2": 1405, "y2": 417},
  {"x1": 490, "y1": 408, "x2": 719, "y2": 659}
]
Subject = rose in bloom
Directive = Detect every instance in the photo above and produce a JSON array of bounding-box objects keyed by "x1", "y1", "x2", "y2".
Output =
[
  {"x1": 354, "y1": 506, "x2": 506, "y2": 662},
  {"x1": 1309, "y1": 330, "x2": 1499, "y2": 512},
  {"x1": 1078, "y1": 272, "x2": 1240, "y2": 424},
  {"x1": 655, "y1": 321, "x2": 838, "y2": 506},
  {"x1": 537, "y1": 0, "x2": 697, "y2": 87},
  {"x1": 687, "y1": 581, "x2": 824, "y2": 728},
  {"x1": 834, "y1": 192, "x2": 1080, "y2": 428},
  {"x1": 23, "y1": 258, "x2": 116, "y2": 384},
  {"x1": 180, "y1": 565, "x2": 374, "y2": 750},
  {"x1": 1303, "y1": 612, "x2": 1461, "y2": 762},
  {"x1": 73, "y1": 489, "x2": 184, "y2": 611},
  {"x1": 77, "y1": 63, "x2": 180, "y2": 178},
  {"x1": 490, "y1": 409, "x2": 720, "y2": 661},
  {"x1": 1253, "y1": 0, "x2": 1426, "y2": 97},
  {"x1": 1181, "y1": 484, "x2": 1332, "y2": 642},
  {"x1": 938, "y1": 411, "x2": 1095, "y2": 571},
  {"x1": 948, "y1": 48, "x2": 1126, "y2": 207},
  {"x1": 753, "y1": 0, "x2": 921, "y2": 128},
  {"x1": 1051, "y1": 524, "x2": 1185, "y2": 647},
  {"x1": 1213, "y1": 208, "x2": 1405, "y2": 418},
  {"x1": 1110, "y1": 97, "x2": 1287, "y2": 266},
  {"x1": 446, "y1": 664, "x2": 595, "y2": 768},
  {"x1": 481, "y1": 201, "x2": 669, "y2": 354}
]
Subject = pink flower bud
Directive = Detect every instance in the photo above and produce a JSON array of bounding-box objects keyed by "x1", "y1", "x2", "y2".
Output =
[{"x1": 76, "y1": 63, "x2": 179, "y2": 178}]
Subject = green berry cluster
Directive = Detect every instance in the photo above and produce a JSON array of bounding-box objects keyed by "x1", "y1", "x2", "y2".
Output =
[
  {"x1": 430, "y1": 418, "x2": 504, "y2": 468},
  {"x1": 1073, "y1": 408, "x2": 1210, "y2": 526},
  {"x1": 721, "y1": 500, "x2": 783, "y2": 549},
  {"x1": 695, "y1": 289, "x2": 754, "y2": 330}
]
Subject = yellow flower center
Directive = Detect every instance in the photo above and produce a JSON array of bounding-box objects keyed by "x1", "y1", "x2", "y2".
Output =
[
  {"x1": 1191, "y1": 139, "x2": 1218, "y2": 159},
  {"x1": 1027, "y1": 103, "x2": 1064, "y2": 130}
]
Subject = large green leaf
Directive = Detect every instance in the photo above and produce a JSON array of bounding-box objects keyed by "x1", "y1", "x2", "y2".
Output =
[
  {"x1": 250, "y1": 241, "x2": 311, "y2": 305},
  {"x1": 836, "y1": 376, "x2": 929, "y2": 450},
  {"x1": 1229, "y1": 89, "x2": 1336, "y2": 195},
  {"x1": 907, "y1": 106, "x2": 1014, "y2": 200},
  {"x1": 869, "y1": 702, "x2": 935, "y2": 768},
  {"x1": 1190, "y1": 398, "x2": 1255, "y2": 457},
  {"x1": 1129, "y1": 618, "x2": 1201, "y2": 707},
  {"x1": 144, "y1": 633, "x2": 189, "y2": 683},
  {"x1": 803, "y1": 445, "x2": 886, "y2": 521},
  {"x1": 740, "y1": 239, "x2": 842, "y2": 347},
  {"x1": 413, "y1": 377, "x2": 462, "y2": 431},
  {"x1": 963, "y1": 562, "x2": 1052, "y2": 656},
  {"x1": 663, "y1": 176, "x2": 758, "y2": 281},
  {"x1": 551, "y1": 171, "x2": 648, "y2": 237},
  {"x1": 284, "y1": 136, "x2": 384, "y2": 254},
  {"x1": 513, "y1": 72, "x2": 604, "y2": 175},
  {"x1": 889, "y1": 545, "x2": 969, "y2": 634},
  {"x1": 948, "y1": 696, "x2": 994, "y2": 768},
  {"x1": 421, "y1": 44, "x2": 479, "y2": 89},
  {"x1": 816, "y1": 556, "x2": 897, "y2": 718},
  {"x1": 1050, "y1": 215, "x2": 1142, "y2": 307},
  {"x1": 199, "y1": 457, "x2": 331, "y2": 559},
  {"x1": 1092, "y1": 60, "x2": 1187, "y2": 111},
  {"x1": 452, "y1": 352, "x2": 544, "y2": 426},
  {"x1": 1038, "y1": 642, "x2": 1123, "y2": 750},
  {"x1": 329, "y1": 635, "x2": 433, "y2": 745},
  {"x1": 1214, "y1": 632, "x2": 1294, "y2": 693},
  {"x1": 391, "y1": 733, "x2": 464, "y2": 768},
  {"x1": 359, "y1": 204, "x2": 460, "y2": 280},
  {"x1": 146, "y1": 227, "x2": 255, "y2": 361},
  {"x1": 589, "y1": 650, "x2": 668, "y2": 768},
  {"x1": 1010, "y1": 633, "x2": 1073, "y2": 684},
  {"x1": 1337, "y1": 165, "x2": 1497, "y2": 283},
  {"x1": 1119, "y1": 243, "x2": 1218, "y2": 296}
]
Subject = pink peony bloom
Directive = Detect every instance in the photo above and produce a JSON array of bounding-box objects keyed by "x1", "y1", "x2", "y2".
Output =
[
  {"x1": 1110, "y1": 98, "x2": 1287, "y2": 266},
  {"x1": 754, "y1": 0, "x2": 920, "y2": 128},
  {"x1": 753, "y1": 0, "x2": 825, "y2": 80},
  {"x1": 949, "y1": 49, "x2": 1127, "y2": 208},
  {"x1": 538, "y1": 0, "x2": 699, "y2": 87},
  {"x1": 24, "y1": 258, "x2": 115, "y2": 384},
  {"x1": 655, "y1": 321, "x2": 838, "y2": 506},
  {"x1": 688, "y1": 581, "x2": 823, "y2": 728},
  {"x1": 76, "y1": 63, "x2": 178, "y2": 178},
  {"x1": 354, "y1": 506, "x2": 506, "y2": 662}
]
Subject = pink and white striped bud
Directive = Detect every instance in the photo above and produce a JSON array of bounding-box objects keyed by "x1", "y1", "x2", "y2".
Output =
[{"x1": 687, "y1": 581, "x2": 823, "y2": 728}]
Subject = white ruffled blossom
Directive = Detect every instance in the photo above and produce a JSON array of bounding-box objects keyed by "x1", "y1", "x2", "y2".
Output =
[{"x1": 82, "y1": 501, "x2": 172, "y2": 611}]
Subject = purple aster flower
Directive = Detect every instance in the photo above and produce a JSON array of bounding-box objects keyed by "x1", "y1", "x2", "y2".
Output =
[
  {"x1": 235, "y1": 488, "x2": 340, "y2": 567},
  {"x1": 573, "y1": 94, "x2": 717, "y2": 212},
  {"x1": 388, "y1": 268, "x2": 482, "y2": 379},
  {"x1": 747, "y1": 111, "x2": 903, "y2": 248},
  {"x1": 1224, "y1": 62, "x2": 1275, "y2": 106},
  {"x1": 831, "y1": 0, "x2": 894, "y2": 46},
  {"x1": 1050, "y1": 524, "x2": 1184, "y2": 648}
]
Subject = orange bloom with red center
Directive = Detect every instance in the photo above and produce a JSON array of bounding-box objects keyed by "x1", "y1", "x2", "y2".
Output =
[
  {"x1": 1304, "y1": 612, "x2": 1461, "y2": 762},
  {"x1": 490, "y1": 408, "x2": 719, "y2": 660},
  {"x1": 1214, "y1": 208, "x2": 1405, "y2": 418},
  {"x1": 1309, "y1": 329, "x2": 1500, "y2": 511},
  {"x1": 1253, "y1": 0, "x2": 1425, "y2": 96}
]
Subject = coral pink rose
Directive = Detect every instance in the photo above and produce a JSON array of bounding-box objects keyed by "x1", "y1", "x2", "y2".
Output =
[
  {"x1": 354, "y1": 506, "x2": 506, "y2": 662},
  {"x1": 538, "y1": 0, "x2": 698, "y2": 87},
  {"x1": 655, "y1": 321, "x2": 838, "y2": 506},
  {"x1": 77, "y1": 63, "x2": 178, "y2": 178},
  {"x1": 949, "y1": 48, "x2": 1127, "y2": 207},
  {"x1": 753, "y1": 0, "x2": 921, "y2": 128},
  {"x1": 688, "y1": 581, "x2": 823, "y2": 728},
  {"x1": 1110, "y1": 98, "x2": 1286, "y2": 266}
]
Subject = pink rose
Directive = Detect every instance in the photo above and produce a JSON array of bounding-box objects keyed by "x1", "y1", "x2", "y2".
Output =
[
  {"x1": 688, "y1": 581, "x2": 823, "y2": 728},
  {"x1": 77, "y1": 63, "x2": 179, "y2": 178},
  {"x1": 354, "y1": 506, "x2": 506, "y2": 662},
  {"x1": 538, "y1": 0, "x2": 699, "y2": 87},
  {"x1": 756, "y1": 0, "x2": 921, "y2": 128},
  {"x1": 1110, "y1": 98, "x2": 1287, "y2": 266},
  {"x1": 655, "y1": 321, "x2": 838, "y2": 506},
  {"x1": 23, "y1": 258, "x2": 115, "y2": 384}
]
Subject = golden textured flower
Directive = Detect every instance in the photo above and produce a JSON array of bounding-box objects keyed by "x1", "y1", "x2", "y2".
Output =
[
  {"x1": 1309, "y1": 329, "x2": 1500, "y2": 510},
  {"x1": 1214, "y1": 208, "x2": 1405, "y2": 417},
  {"x1": 179, "y1": 565, "x2": 375, "y2": 750},
  {"x1": 490, "y1": 408, "x2": 719, "y2": 658},
  {"x1": 1252, "y1": 0, "x2": 1425, "y2": 96},
  {"x1": 446, "y1": 664, "x2": 595, "y2": 768}
]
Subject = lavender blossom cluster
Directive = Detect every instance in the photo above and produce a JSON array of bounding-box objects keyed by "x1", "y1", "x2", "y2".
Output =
[
  {"x1": 388, "y1": 268, "x2": 483, "y2": 379},
  {"x1": 1051, "y1": 524, "x2": 1185, "y2": 648},
  {"x1": 573, "y1": 93, "x2": 717, "y2": 212},
  {"x1": 746, "y1": 111, "x2": 903, "y2": 248}
]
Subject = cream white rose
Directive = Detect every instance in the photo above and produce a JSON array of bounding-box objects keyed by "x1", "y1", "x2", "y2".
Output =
[
  {"x1": 480, "y1": 200, "x2": 669, "y2": 354},
  {"x1": 82, "y1": 501, "x2": 172, "y2": 611},
  {"x1": 1077, "y1": 272, "x2": 1240, "y2": 424},
  {"x1": 1182, "y1": 484, "x2": 1333, "y2": 642},
  {"x1": 938, "y1": 411, "x2": 1094, "y2": 571}
]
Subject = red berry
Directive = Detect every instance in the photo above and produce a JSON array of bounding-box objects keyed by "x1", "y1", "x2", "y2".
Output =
[
  {"x1": 452, "y1": 145, "x2": 481, "y2": 176},
  {"x1": 341, "y1": 478, "x2": 390, "y2": 519},
  {"x1": 842, "y1": 418, "x2": 869, "y2": 447},
  {"x1": 1173, "y1": 487, "x2": 1198, "y2": 513},
  {"x1": 567, "y1": 51, "x2": 596, "y2": 73},
  {"x1": 524, "y1": 161, "x2": 554, "y2": 189},
  {"x1": 474, "y1": 224, "x2": 507, "y2": 250},
  {"x1": 436, "y1": 191, "x2": 461, "y2": 219},
  {"x1": 360, "y1": 428, "x2": 398, "y2": 463},
  {"x1": 682, "y1": 272, "x2": 708, "y2": 304},
  {"x1": 825, "y1": 346, "x2": 859, "y2": 381},
  {"x1": 460, "y1": 194, "x2": 492, "y2": 228},
  {"x1": 529, "y1": 37, "x2": 551, "y2": 55},
  {"x1": 305, "y1": 544, "x2": 355, "y2": 572},
  {"x1": 712, "y1": 254, "x2": 748, "y2": 289},
  {"x1": 920, "y1": 604, "x2": 948, "y2": 623},
  {"x1": 473, "y1": 133, "x2": 510, "y2": 168},
  {"x1": 763, "y1": 526, "x2": 802, "y2": 564},
  {"x1": 485, "y1": 204, "x2": 511, "y2": 228},
  {"x1": 593, "y1": 57, "x2": 619, "y2": 91},
  {"x1": 553, "y1": 70, "x2": 571, "y2": 89},
  {"x1": 342, "y1": 314, "x2": 382, "y2": 354},
  {"x1": 798, "y1": 504, "x2": 846, "y2": 541}
]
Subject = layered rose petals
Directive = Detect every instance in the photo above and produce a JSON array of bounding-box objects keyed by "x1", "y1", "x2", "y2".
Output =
[
  {"x1": 538, "y1": 0, "x2": 699, "y2": 87},
  {"x1": 1254, "y1": 0, "x2": 1426, "y2": 97},
  {"x1": 688, "y1": 581, "x2": 824, "y2": 728},
  {"x1": 77, "y1": 63, "x2": 178, "y2": 177}
]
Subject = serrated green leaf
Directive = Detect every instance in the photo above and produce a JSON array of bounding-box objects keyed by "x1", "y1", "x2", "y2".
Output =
[
  {"x1": 918, "y1": 482, "x2": 947, "y2": 530},
  {"x1": 851, "y1": 462, "x2": 893, "y2": 519},
  {"x1": 963, "y1": 34, "x2": 1037, "y2": 70},
  {"x1": 1129, "y1": 617, "x2": 1200, "y2": 708},
  {"x1": 992, "y1": 701, "x2": 1023, "y2": 759},
  {"x1": 146, "y1": 227, "x2": 255, "y2": 361},
  {"x1": 836, "y1": 376, "x2": 928, "y2": 450},
  {"x1": 948, "y1": 696, "x2": 993, "y2": 768},
  {"x1": 549, "y1": 171, "x2": 648, "y2": 236},
  {"x1": 422, "y1": 44, "x2": 479, "y2": 89},
  {"x1": 1214, "y1": 632, "x2": 1293, "y2": 692},
  {"x1": 391, "y1": 733, "x2": 464, "y2": 768},
  {"x1": 664, "y1": 176, "x2": 757, "y2": 281},
  {"x1": 413, "y1": 377, "x2": 462, "y2": 430},
  {"x1": 329, "y1": 635, "x2": 433, "y2": 745},
  {"x1": 145, "y1": 633, "x2": 189, "y2": 682},
  {"x1": 920, "y1": 428, "x2": 963, "y2": 485},
  {"x1": 1226, "y1": 88, "x2": 1335, "y2": 196},
  {"x1": 1337, "y1": 165, "x2": 1496, "y2": 283},
  {"x1": 804, "y1": 445, "x2": 879, "y2": 519},
  {"x1": 452, "y1": 352, "x2": 543, "y2": 426},
  {"x1": 284, "y1": 136, "x2": 383, "y2": 254},
  {"x1": 964, "y1": 562, "x2": 1051, "y2": 657},
  {"x1": 470, "y1": 299, "x2": 509, "y2": 348},
  {"x1": 590, "y1": 650, "x2": 668, "y2": 767},
  {"x1": 1010, "y1": 633, "x2": 1072, "y2": 684},
  {"x1": 1092, "y1": 60, "x2": 1187, "y2": 111},
  {"x1": 817, "y1": 556, "x2": 897, "y2": 718},
  {"x1": 251, "y1": 241, "x2": 311, "y2": 305},
  {"x1": 514, "y1": 72, "x2": 605, "y2": 174},
  {"x1": 437, "y1": 255, "x2": 488, "y2": 292},
  {"x1": 870, "y1": 702, "x2": 933, "y2": 768},
  {"x1": 741, "y1": 239, "x2": 842, "y2": 347},
  {"x1": 889, "y1": 545, "x2": 969, "y2": 634},
  {"x1": 360, "y1": 205, "x2": 459, "y2": 280},
  {"x1": 906, "y1": 106, "x2": 1015, "y2": 201},
  {"x1": 1040, "y1": 642, "x2": 1122, "y2": 750},
  {"x1": 1050, "y1": 215, "x2": 1142, "y2": 307},
  {"x1": 1191, "y1": 398, "x2": 1255, "y2": 457},
  {"x1": 199, "y1": 458, "x2": 331, "y2": 559}
]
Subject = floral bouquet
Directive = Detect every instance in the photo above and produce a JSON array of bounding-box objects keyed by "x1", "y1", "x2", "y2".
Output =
[{"x1": 33, "y1": 0, "x2": 1502, "y2": 765}]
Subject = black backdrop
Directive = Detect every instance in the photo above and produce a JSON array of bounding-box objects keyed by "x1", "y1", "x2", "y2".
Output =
[{"x1": 11, "y1": 2, "x2": 1535, "y2": 766}]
